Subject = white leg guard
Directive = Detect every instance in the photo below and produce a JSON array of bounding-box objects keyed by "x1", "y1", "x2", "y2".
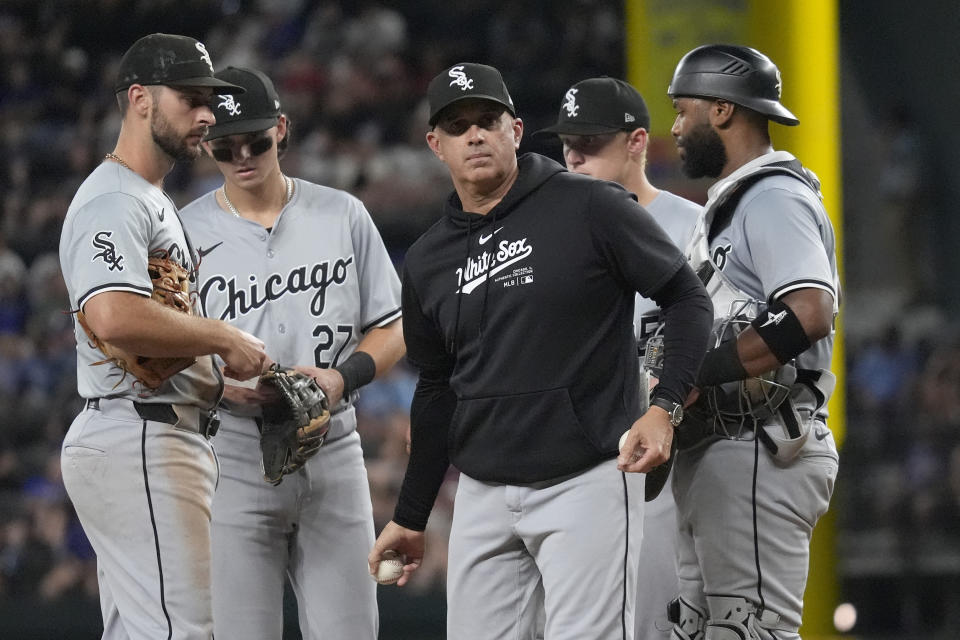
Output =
[
  {"x1": 704, "y1": 596, "x2": 784, "y2": 640},
  {"x1": 668, "y1": 596, "x2": 707, "y2": 640}
]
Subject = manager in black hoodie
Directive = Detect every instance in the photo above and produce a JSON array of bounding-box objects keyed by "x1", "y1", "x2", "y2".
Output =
[{"x1": 368, "y1": 63, "x2": 713, "y2": 640}]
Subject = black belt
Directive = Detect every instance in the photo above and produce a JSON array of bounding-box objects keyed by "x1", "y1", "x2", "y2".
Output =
[{"x1": 85, "y1": 398, "x2": 220, "y2": 438}]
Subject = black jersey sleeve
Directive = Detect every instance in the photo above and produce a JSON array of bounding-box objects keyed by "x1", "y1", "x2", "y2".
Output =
[
  {"x1": 586, "y1": 181, "x2": 687, "y2": 298},
  {"x1": 392, "y1": 262, "x2": 457, "y2": 531},
  {"x1": 648, "y1": 264, "x2": 714, "y2": 406},
  {"x1": 392, "y1": 368, "x2": 456, "y2": 531},
  {"x1": 400, "y1": 262, "x2": 453, "y2": 372}
]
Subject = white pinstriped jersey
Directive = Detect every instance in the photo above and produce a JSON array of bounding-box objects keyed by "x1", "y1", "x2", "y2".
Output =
[
  {"x1": 59, "y1": 162, "x2": 220, "y2": 406},
  {"x1": 180, "y1": 178, "x2": 401, "y2": 414}
]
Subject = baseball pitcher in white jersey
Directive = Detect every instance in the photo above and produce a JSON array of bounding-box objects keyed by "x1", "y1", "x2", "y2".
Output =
[
  {"x1": 180, "y1": 66, "x2": 404, "y2": 640},
  {"x1": 666, "y1": 45, "x2": 840, "y2": 640},
  {"x1": 536, "y1": 77, "x2": 701, "y2": 640},
  {"x1": 58, "y1": 34, "x2": 268, "y2": 639}
]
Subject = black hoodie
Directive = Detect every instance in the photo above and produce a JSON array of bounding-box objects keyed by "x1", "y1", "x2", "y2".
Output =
[{"x1": 395, "y1": 153, "x2": 711, "y2": 529}]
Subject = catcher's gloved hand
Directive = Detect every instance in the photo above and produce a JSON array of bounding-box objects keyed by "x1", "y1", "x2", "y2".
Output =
[{"x1": 257, "y1": 365, "x2": 331, "y2": 485}]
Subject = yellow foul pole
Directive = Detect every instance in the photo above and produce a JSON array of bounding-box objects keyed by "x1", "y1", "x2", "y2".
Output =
[{"x1": 749, "y1": 4, "x2": 844, "y2": 636}]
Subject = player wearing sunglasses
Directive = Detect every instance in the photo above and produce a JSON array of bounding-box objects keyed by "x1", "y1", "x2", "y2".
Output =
[{"x1": 180, "y1": 66, "x2": 404, "y2": 640}]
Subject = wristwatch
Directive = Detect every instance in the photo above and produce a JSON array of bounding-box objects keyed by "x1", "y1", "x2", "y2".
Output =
[{"x1": 650, "y1": 396, "x2": 684, "y2": 427}]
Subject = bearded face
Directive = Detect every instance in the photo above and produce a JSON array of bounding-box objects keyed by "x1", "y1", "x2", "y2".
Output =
[
  {"x1": 147, "y1": 87, "x2": 210, "y2": 163},
  {"x1": 151, "y1": 104, "x2": 202, "y2": 162},
  {"x1": 677, "y1": 122, "x2": 727, "y2": 179}
]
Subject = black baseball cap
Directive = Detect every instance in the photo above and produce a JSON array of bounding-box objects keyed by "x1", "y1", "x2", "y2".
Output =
[
  {"x1": 204, "y1": 67, "x2": 281, "y2": 141},
  {"x1": 534, "y1": 77, "x2": 651, "y2": 137},
  {"x1": 114, "y1": 33, "x2": 244, "y2": 94},
  {"x1": 427, "y1": 63, "x2": 515, "y2": 126}
]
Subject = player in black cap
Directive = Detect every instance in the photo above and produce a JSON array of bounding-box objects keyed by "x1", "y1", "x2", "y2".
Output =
[
  {"x1": 58, "y1": 33, "x2": 267, "y2": 639},
  {"x1": 370, "y1": 62, "x2": 713, "y2": 640},
  {"x1": 114, "y1": 33, "x2": 246, "y2": 94},
  {"x1": 538, "y1": 76, "x2": 702, "y2": 640},
  {"x1": 109, "y1": 33, "x2": 245, "y2": 171},
  {"x1": 181, "y1": 65, "x2": 405, "y2": 640}
]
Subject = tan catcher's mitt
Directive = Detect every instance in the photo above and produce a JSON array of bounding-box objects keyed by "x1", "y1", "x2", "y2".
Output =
[
  {"x1": 257, "y1": 365, "x2": 331, "y2": 485},
  {"x1": 76, "y1": 250, "x2": 197, "y2": 390}
]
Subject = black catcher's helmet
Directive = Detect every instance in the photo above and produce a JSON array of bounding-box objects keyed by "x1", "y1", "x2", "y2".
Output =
[{"x1": 668, "y1": 44, "x2": 799, "y2": 126}]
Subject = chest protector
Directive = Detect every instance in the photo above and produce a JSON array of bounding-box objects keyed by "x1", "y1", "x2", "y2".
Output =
[{"x1": 680, "y1": 160, "x2": 835, "y2": 461}]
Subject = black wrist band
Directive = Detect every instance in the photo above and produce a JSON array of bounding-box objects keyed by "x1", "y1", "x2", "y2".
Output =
[
  {"x1": 750, "y1": 299, "x2": 811, "y2": 364},
  {"x1": 334, "y1": 351, "x2": 377, "y2": 396},
  {"x1": 696, "y1": 339, "x2": 748, "y2": 387}
]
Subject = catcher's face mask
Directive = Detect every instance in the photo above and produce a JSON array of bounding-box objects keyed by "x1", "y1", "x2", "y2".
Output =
[{"x1": 705, "y1": 299, "x2": 795, "y2": 439}]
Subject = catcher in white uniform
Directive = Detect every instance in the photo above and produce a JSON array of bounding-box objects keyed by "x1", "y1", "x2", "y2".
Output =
[
  {"x1": 667, "y1": 45, "x2": 840, "y2": 640},
  {"x1": 536, "y1": 77, "x2": 701, "y2": 640},
  {"x1": 180, "y1": 66, "x2": 404, "y2": 640}
]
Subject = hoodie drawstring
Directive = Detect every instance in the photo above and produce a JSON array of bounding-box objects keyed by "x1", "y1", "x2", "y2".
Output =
[{"x1": 478, "y1": 207, "x2": 500, "y2": 340}]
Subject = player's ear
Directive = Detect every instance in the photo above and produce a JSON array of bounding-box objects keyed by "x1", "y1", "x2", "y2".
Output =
[
  {"x1": 276, "y1": 114, "x2": 288, "y2": 143},
  {"x1": 626, "y1": 127, "x2": 648, "y2": 155},
  {"x1": 426, "y1": 129, "x2": 444, "y2": 160},
  {"x1": 512, "y1": 117, "x2": 523, "y2": 149},
  {"x1": 709, "y1": 100, "x2": 735, "y2": 128},
  {"x1": 127, "y1": 84, "x2": 152, "y2": 119}
]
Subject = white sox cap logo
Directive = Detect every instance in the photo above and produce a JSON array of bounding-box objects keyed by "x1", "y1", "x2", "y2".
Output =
[
  {"x1": 448, "y1": 65, "x2": 475, "y2": 91},
  {"x1": 218, "y1": 95, "x2": 241, "y2": 116},
  {"x1": 563, "y1": 88, "x2": 579, "y2": 117},
  {"x1": 195, "y1": 42, "x2": 214, "y2": 73}
]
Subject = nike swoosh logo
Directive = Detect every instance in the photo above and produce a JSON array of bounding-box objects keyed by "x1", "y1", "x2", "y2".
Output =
[
  {"x1": 158, "y1": 208, "x2": 165, "y2": 222},
  {"x1": 814, "y1": 428, "x2": 829, "y2": 441},
  {"x1": 478, "y1": 226, "x2": 504, "y2": 245},
  {"x1": 197, "y1": 241, "x2": 223, "y2": 259}
]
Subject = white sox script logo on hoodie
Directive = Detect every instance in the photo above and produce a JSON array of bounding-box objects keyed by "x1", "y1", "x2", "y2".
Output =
[{"x1": 456, "y1": 234, "x2": 533, "y2": 294}]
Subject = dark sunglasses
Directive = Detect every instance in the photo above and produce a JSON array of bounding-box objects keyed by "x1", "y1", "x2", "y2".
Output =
[{"x1": 209, "y1": 135, "x2": 273, "y2": 163}]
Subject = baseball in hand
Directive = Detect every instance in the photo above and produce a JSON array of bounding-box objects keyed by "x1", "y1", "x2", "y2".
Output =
[
  {"x1": 619, "y1": 430, "x2": 630, "y2": 451},
  {"x1": 373, "y1": 550, "x2": 404, "y2": 585}
]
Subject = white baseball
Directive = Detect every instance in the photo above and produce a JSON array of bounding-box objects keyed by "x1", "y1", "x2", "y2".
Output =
[
  {"x1": 619, "y1": 430, "x2": 630, "y2": 452},
  {"x1": 374, "y1": 550, "x2": 404, "y2": 585}
]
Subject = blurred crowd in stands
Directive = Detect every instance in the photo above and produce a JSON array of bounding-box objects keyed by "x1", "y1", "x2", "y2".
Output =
[
  {"x1": 0, "y1": 0, "x2": 627, "y2": 608},
  {"x1": 1, "y1": 1, "x2": 959, "y2": 638}
]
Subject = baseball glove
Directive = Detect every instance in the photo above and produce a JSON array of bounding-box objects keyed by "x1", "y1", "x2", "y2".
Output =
[
  {"x1": 257, "y1": 365, "x2": 331, "y2": 485},
  {"x1": 75, "y1": 250, "x2": 197, "y2": 390}
]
